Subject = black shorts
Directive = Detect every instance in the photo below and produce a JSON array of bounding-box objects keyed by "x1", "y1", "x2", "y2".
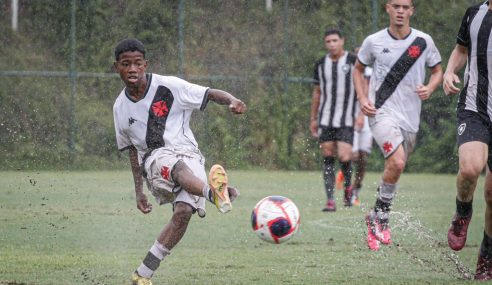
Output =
[
  {"x1": 457, "y1": 110, "x2": 492, "y2": 169},
  {"x1": 318, "y1": 126, "x2": 354, "y2": 145}
]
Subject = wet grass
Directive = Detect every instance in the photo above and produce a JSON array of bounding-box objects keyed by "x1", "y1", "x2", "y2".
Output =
[{"x1": 0, "y1": 170, "x2": 486, "y2": 284}]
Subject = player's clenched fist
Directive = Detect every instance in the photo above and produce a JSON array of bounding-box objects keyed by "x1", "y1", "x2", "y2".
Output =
[{"x1": 229, "y1": 99, "x2": 247, "y2": 114}]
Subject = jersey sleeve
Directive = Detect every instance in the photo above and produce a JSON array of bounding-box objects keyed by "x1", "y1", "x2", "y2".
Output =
[
  {"x1": 347, "y1": 53, "x2": 357, "y2": 66},
  {"x1": 171, "y1": 77, "x2": 209, "y2": 110},
  {"x1": 313, "y1": 58, "x2": 323, "y2": 85},
  {"x1": 425, "y1": 36, "x2": 442, "y2": 68},
  {"x1": 113, "y1": 103, "x2": 132, "y2": 151},
  {"x1": 457, "y1": 7, "x2": 472, "y2": 46},
  {"x1": 357, "y1": 37, "x2": 374, "y2": 66}
]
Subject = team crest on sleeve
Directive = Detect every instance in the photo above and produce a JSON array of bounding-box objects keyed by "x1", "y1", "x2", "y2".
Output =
[
  {"x1": 152, "y1": 101, "x2": 169, "y2": 117},
  {"x1": 458, "y1": 123, "x2": 466, "y2": 136},
  {"x1": 408, "y1": 45, "x2": 421, "y2": 58}
]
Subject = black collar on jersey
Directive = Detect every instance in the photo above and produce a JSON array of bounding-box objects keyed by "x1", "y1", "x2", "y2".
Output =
[
  {"x1": 125, "y1": 73, "x2": 152, "y2": 103},
  {"x1": 386, "y1": 28, "x2": 413, "y2": 41}
]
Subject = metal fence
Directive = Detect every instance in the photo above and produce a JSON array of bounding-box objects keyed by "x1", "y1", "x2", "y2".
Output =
[{"x1": 0, "y1": 0, "x2": 382, "y2": 170}]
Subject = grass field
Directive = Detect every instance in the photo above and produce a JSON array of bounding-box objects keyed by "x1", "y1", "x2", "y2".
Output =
[{"x1": 0, "y1": 170, "x2": 488, "y2": 284}]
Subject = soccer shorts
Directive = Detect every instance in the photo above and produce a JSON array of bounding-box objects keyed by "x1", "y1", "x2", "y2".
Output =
[
  {"x1": 352, "y1": 128, "x2": 373, "y2": 153},
  {"x1": 318, "y1": 126, "x2": 354, "y2": 145},
  {"x1": 457, "y1": 110, "x2": 492, "y2": 169},
  {"x1": 369, "y1": 113, "x2": 416, "y2": 159},
  {"x1": 143, "y1": 147, "x2": 207, "y2": 217}
]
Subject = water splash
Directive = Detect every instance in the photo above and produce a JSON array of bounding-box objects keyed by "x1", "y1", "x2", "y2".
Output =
[{"x1": 392, "y1": 211, "x2": 473, "y2": 280}]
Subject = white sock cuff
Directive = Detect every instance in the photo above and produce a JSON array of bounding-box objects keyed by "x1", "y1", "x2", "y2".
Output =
[
  {"x1": 151, "y1": 240, "x2": 171, "y2": 260},
  {"x1": 202, "y1": 185, "x2": 212, "y2": 202},
  {"x1": 137, "y1": 264, "x2": 153, "y2": 279},
  {"x1": 378, "y1": 181, "x2": 398, "y2": 202}
]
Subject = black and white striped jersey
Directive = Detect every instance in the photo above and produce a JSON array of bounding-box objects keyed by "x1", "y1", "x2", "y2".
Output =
[
  {"x1": 113, "y1": 73, "x2": 209, "y2": 163},
  {"x1": 313, "y1": 51, "x2": 357, "y2": 128},
  {"x1": 457, "y1": 1, "x2": 492, "y2": 121}
]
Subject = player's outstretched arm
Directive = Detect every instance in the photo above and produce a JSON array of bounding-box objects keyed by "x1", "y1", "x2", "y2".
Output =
[
  {"x1": 129, "y1": 146, "x2": 152, "y2": 214},
  {"x1": 443, "y1": 44, "x2": 468, "y2": 96},
  {"x1": 353, "y1": 60, "x2": 376, "y2": 117},
  {"x1": 207, "y1": 89, "x2": 247, "y2": 114}
]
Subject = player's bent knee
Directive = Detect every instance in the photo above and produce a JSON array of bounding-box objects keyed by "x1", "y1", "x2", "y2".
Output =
[
  {"x1": 388, "y1": 157, "x2": 406, "y2": 174},
  {"x1": 172, "y1": 202, "x2": 193, "y2": 226}
]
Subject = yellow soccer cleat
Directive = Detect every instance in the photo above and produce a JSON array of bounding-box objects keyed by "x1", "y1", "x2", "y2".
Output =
[
  {"x1": 208, "y1": 164, "x2": 232, "y2": 213},
  {"x1": 132, "y1": 272, "x2": 152, "y2": 285}
]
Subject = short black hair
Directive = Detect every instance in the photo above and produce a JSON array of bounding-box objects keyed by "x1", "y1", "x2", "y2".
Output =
[
  {"x1": 324, "y1": 28, "x2": 343, "y2": 38},
  {"x1": 387, "y1": 0, "x2": 413, "y2": 5},
  {"x1": 114, "y1": 38, "x2": 146, "y2": 61}
]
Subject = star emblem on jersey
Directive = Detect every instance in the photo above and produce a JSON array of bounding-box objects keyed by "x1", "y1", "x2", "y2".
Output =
[
  {"x1": 383, "y1": 141, "x2": 393, "y2": 154},
  {"x1": 408, "y1": 45, "x2": 421, "y2": 58},
  {"x1": 161, "y1": 166, "x2": 170, "y2": 181},
  {"x1": 152, "y1": 101, "x2": 169, "y2": 117}
]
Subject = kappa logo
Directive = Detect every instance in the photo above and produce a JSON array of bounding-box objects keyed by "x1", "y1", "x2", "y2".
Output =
[
  {"x1": 458, "y1": 123, "x2": 466, "y2": 136},
  {"x1": 128, "y1": 117, "x2": 137, "y2": 126},
  {"x1": 381, "y1": 48, "x2": 390, "y2": 54}
]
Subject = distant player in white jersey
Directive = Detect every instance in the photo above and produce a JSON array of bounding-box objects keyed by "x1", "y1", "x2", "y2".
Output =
[
  {"x1": 112, "y1": 39, "x2": 246, "y2": 285},
  {"x1": 353, "y1": 0, "x2": 443, "y2": 251},
  {"x1": 443, "y1": 1, "x2": 492, "y2": 280},
  {"x1": 310, "y1": 28, "x2": 357, "y2": 212}
]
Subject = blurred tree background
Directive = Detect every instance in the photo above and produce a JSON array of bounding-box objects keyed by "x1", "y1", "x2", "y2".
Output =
[{"x1": 0, "y1": 0, "x2": 476, "y2": 172}]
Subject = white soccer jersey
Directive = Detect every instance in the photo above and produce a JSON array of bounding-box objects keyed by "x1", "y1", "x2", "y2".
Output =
[
  {"x1": 313, "y1": 51, "x2": 357, "y2": 128},
  {"x1": 358, "y1": 28, "x2": 441, "y2": 133},
  {"x1": 457, "y1": 2, "x2": 492, "y2": 121},
  {"x1": 113, "y1": 74, "x2": 209, "y2": 162}
]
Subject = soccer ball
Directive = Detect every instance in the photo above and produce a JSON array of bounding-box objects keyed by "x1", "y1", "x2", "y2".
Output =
[{"x1": 251, "y1": 196, "x2": 300, "y2": 244}]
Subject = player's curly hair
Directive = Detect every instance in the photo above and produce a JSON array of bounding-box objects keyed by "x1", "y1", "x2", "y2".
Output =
[{"x1": 114, "y1": 38, "x2": 146, "y2": 61}]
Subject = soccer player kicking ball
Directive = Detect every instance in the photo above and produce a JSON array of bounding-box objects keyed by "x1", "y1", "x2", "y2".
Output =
[
  {"x1": 444, "y1": 1, "x2": 492, "y2": 280},
  {"x1": 353, "y1": 0, "x2": 443, "y2": 251},
  {"x1": 112, "y1": 39, "x2": 246, "y2": 285}
]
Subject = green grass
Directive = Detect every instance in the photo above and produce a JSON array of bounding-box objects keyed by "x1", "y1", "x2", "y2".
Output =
[{"x1": 0, "y1": 170, "x2": 487, "y2": 284}]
